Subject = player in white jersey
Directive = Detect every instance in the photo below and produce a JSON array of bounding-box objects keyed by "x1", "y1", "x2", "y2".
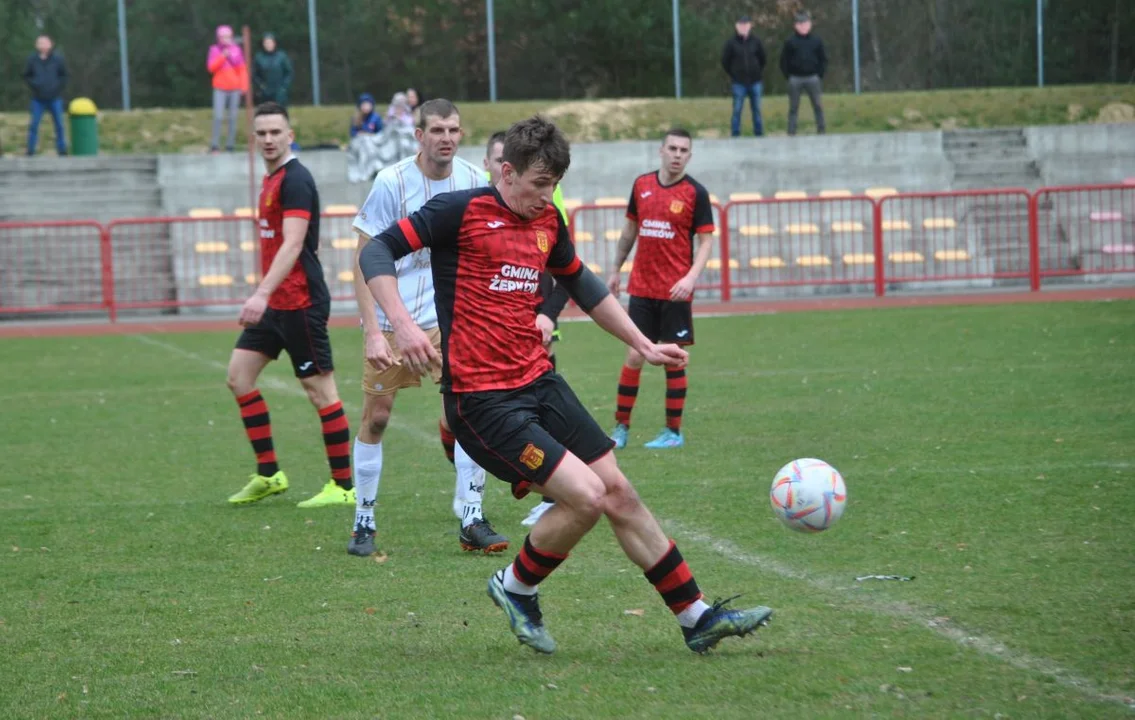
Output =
[{"x1": 347, "y1": 99, "x2": 509, "y2": 557}]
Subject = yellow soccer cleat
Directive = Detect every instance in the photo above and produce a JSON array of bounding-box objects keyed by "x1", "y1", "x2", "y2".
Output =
[
  {"x1": 296, "y1": 480, "x2": 356, "y2": 508},
  {"x1": 228, "y1": 471, "x2": 290, "y2": 505}
]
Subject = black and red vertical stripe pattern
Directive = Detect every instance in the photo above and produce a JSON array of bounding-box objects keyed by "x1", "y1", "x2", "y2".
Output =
[
  {"x1": 512, "y1": 536, "x2": 568, "y2": 587},
  {"x1": 318, "y1": 401, "x2": 353, "y2": 489},
  {"x1": 237, "y1": 390, "x2": 278, "y2": 477},
  {"x1": 644, "y1": 540, "x2": 704, "y2": 614}
]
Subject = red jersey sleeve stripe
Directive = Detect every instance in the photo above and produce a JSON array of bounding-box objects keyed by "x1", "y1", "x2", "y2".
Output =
[
  {"x1": 398, "y1": 217, "x2": 424, "y2": 251},
  {"x1": 695, "y1": 223, "x2": 716, "y2": 234},
  {"x1": 549, "y1": 256, "x2": 582, "y2": 276},
  {"x1": 283, "y1": 209, "x2": 311, "y2": 220}
]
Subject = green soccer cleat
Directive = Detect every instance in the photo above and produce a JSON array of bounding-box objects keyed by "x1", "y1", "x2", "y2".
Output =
[
  {"x1": 228, "y1": 471, "x2": 289, "y2": 505},
  {"x1": 682, "y1": 596, "x2": 773, "y2": 654},
  {"x1": 296, "y1": 480, "x2": 356, "y2": 508},
  {"x1": 487, "y1": 569, "x2": 557, "y2": 654}
]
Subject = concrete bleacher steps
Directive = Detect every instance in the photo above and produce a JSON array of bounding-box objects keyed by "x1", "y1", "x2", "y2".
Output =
[
  {"x1": 944, "y1": 129, "x2": 1041, "y2": 191},
  {"x1": 0, "y1": 155, "x2": 161, "y2": 223}
]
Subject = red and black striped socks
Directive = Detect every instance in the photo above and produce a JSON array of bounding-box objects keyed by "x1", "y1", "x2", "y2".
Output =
[
  {"x1": 615, "y1": 365, "x2": 641, "y2": 427},
  {"x1": 236, "y1": 390, "x2": 278, "y2": 477},
  {"x1": 503, "y1": 536, "x2": 568, "y2": 595},
  {"x1": 645, "y1": 540, "x2": 711, "y2": 627},
  {"x1": 439, "y1": 421, "x2": 456, "y2": 465},
  {"x1": 665, "y1": 368, "x2": 687, "y2": 433},
  {"x1": 318, "y1": 401, "x2": 353, "y2": 490}
]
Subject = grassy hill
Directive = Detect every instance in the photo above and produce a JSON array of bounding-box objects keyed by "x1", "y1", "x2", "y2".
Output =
[{"x1": 2, "y1": 84, "x2": 1133, "y2": 155}]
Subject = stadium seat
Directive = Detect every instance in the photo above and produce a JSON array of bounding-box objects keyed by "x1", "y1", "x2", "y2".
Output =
[
  {"x1": 709, "y1": 193, "x2": 721, "y2": 204},
  {"x1": 843, "y1": 253, "x2": 875, "y2": 265},
  {"x1": 194, "y1": 241, "x2": 229, "y2": 253},
  {"x1": 594, "y1": 197, "x2": 626, "y2": 207},
  {"x1": 786, "y1": 223, "x2": 820, "y2": 235},
  {"x1": 574, "y1": 230, "x2": 594, "y2": 242},
  {"x1": 934, "y1": 249, "x2": 971, "y2": 262},
  {"x1": 198, "y1": 274, "x2": 234, "y2": 286},
  {"x1": 865, "y1": 187, "x2": 898, "y2": 199},
  {"x1": 740, "y1": 224, "x2": 776, "y2": 237},
  {"x1": 1123, "y1": 178, "x2": 1135, "y2": 186},
  {"x1": 245, "y1": 274, "x2": 257, "y2": 285},
  {"x1": 325, "y1": 203, "x2": 358, "y2": 214},
  {"x1": 729, "y1": 191, "x2": 763, "y2": 202},
  {"x1": 562, "y1": 198, "x2": 584, "y2": 210},
  {"x1": 587, "y1": 263, "x2": 603, "y2": 273},
  {"x1": 831, "y1": 221, "x2": 865, "y2": 233},
  {"x1": 240, "y1": 241, "x2": 255, "y2": 252},
  {"x1": 188, "y1": 208, "x2": 224, "y2": 218},
  {"x1": 774, "y1": 190, "x2": 807, "y2": 200},
  {"x1": 605, "y1": 229, "x2": 622, "y2": 241},
  {"x1": 1089, "y1": 211, "x2": 1123, "y2": 222},
  {"x1": 331, "y1": 238, "x2": 356, "y2": 250},
  {"x1": 819, "y1": 189, "x2": 853, "y2": 198},
  {"x1": 233, "y1": 207, "x2": 256, "y2": 218},
  {"x1": 795, "y1": 255, "x2": 832, "y2": 267},
  {"x1": 621, "y1": 261, "x2": 633, "y2": 272},
  {"x1": 923, "y1": 217, "x2": 957, "y2": 230},
  {"x1": 337, "y1": 271, "x2": 354, "y2": 283},
  {"x1": 750, "y1": 256, "x2": 786, "y2": 269},
  {"x1": 705, "y1": 258, "x2": 740, "y2": 270},
  {"x1": 1102, "y1": 244, "x2": 1135, "y2": 254},
  {"x1": 889, "y1": 251, "x2": 925, "y2": 263},
  {"x1": 883, "y1": 219, "x2": 912, "y2": 231}
]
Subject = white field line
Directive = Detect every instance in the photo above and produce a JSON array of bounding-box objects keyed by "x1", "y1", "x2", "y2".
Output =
[{"x1": 665, "y1": 520, "x2": 1135, "y2": 712}]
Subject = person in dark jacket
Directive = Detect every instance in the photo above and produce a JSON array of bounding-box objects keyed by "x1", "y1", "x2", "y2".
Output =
[
  {"x1": 349, "y1": 93, "x2": 384, "y2": 137},
  {"x1": 779, "y1": 11, "x2": 827, "y2": 135},
  {"x1": 23, "y1": 35, "x2": 69, "y2": 156},
  {"x1": 721, "y1": 15, "x2": 767, "y2": 137},
  {"x1": 252, "y1": 33, "x2": 294, "y2": 107}
]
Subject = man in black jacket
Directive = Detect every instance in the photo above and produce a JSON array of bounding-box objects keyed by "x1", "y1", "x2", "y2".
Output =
[
  {"x1": 23, "y1": 35, "x2": 69, "y2": 156},
  {"x1": 721, "y1": 14, "x2": 766, "y2": 137},
  {"x1": 779, "y1": 11, "x2": 826, "y2": 135}
]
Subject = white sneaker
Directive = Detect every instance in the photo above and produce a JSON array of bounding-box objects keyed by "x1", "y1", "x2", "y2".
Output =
[{"x1": 521, "y1": 501, "x2": 554, "y2": 527}]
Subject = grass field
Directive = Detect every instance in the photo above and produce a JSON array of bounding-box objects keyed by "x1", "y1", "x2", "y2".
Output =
[
  {"x1": 2, "y1": 300, "x2": 1134, "y2": 719},
  {"x1": 2, "y1": 84, "x2": 1133, "y2": 155}
]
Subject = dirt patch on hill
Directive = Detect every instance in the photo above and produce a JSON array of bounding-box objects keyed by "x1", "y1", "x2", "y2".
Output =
[{"x1": 543, "y1": 99, "x2": 655, "y2": 142}]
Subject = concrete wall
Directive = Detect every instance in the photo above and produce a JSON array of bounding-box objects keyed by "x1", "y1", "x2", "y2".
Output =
[{"x1": 1026, "y1": 123, "x2": 1135, "y2": 186}]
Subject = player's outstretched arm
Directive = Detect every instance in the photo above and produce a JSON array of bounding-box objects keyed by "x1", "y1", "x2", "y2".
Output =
[{"x1": 239, "y1": 215, "x2": 307, "y2": 326}]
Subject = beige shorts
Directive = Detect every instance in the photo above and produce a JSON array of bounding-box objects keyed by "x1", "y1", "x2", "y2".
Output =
[{"x1": 361, "y1": 326, "x2": 443, "y2": 395}]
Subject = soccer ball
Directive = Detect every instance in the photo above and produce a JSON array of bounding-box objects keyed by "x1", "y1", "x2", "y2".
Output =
[{"x1": 769, "y1": 458, "x2": 847, "y2": 533}]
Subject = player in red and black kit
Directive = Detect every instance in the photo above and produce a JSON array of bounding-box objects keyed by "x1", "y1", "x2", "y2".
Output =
[
  {"x1": 225, "y1": 102, "x2": 354, "y2": 509},
  {"x1": 607, "y1": 128, "x2": 717, "y2": 450},
  {"x1": 360, "y1": 116, "x2": 771, "y2": 655}
]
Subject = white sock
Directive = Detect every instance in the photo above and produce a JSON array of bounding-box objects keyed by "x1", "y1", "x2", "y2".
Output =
[
  {"x1": 677, "y1": 598, "x2": 712, "y2": 629},
  {"x1": 454, "y1": 441, "x2": 485, "y2": 529},
  {"x1": 353, "y1": 437, "x2": 382, "y2": 530},
  {"x1": 502, "y1": 565, "x2": 538, "y2": 596}
]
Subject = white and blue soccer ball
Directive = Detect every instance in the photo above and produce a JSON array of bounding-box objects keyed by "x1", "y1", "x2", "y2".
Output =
[{"x1": 769, "y1": 458, "x2": 847, "y2": 532}]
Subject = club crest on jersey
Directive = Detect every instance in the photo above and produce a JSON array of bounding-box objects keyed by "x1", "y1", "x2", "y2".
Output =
[
  {"x1": 264, "y1": 194, "x2": 273, "y2": 208},
  {"x1": 520, "y1": 443, "x2": 545, "y2": 470},
  {"x1": 535, "y1": 230, "x2": 550, "y2": 254},
  {"x1": 669, "y1": 200, "x2": 685, "y2": 214}
]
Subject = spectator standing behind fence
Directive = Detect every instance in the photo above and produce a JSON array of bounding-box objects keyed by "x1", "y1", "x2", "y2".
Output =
[
  {"x1": 780, "y1": 11, "x2": 826, "y2": 136},
  {"x1": 386, "y1": 92, "x2": 415, "y2": 129},
  {"x1": 253, "y1": 33, "x2": 293, "y2": 107},
  {"x1": 350, "y1": 94, "x2": 384, "y2": 138},
  {"x1": 23, "y1": 35, "x2": 69, "y2": 156},
  {"x1": 207, "y1": 25, "x2": 248, "y2": 153},
  {"x1": 721, "y1": 14, "x2": 766, "y2": 138}
]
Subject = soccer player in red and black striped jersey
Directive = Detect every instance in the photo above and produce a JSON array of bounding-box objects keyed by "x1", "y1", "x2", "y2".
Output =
[
  {"x1": 225, "y1": 102, "x2": 354, "y2": 509},
  {"x1": 607, "y1": 128, "x2": 716, "y2": 450},
  {"x1": 360, "y1": 116, "x2": 771, "y2": 654}
]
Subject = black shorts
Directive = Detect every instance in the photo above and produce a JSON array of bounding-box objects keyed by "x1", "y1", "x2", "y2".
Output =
[
  {"x1": 445, "y1": 372, "x2": 615, "y2": 498},
  {"x1": 628, "y1": 296, "x2": 694, "y2": 345},
  {"x1": 235, "y1": 303, "x2": 333, "y2": 378}
]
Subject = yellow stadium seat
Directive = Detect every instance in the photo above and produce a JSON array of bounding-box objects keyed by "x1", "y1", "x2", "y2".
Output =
[
  {"x1": 233, "y1": 207, "x2": 256, "y2": 218},
  {"x1": 923, "y1": 217, "x2": 957, "y2": 230},
  {"x1": 774, "y1": 190, "x2": 807, "y2": 200},
  {"x1": 843, "y1": 253, "x2": 875, "y2": 265},
  {"x1": 934, "y1": 249, "x2": 971, "y2": 262},
  {"x1": 331, "y1": 238, "x2": 356, "y2": 250},
  {"x1": 240, "y1": 241, "x2": 255, "y2": 252},
  {"x1": 245, "y1": 273, "x2": 257, "y2": 285},
  {"x1": 729, "y1": 191, "x2": 763, "y2": 202},
  {"x1": 750, "y1": 257, "x2": 786, "y2": 269},
  {"x1": 831, "y1": 221, "x2": 865, "y2": 233},
  {"x1": 705, "y1": 258, "x2": 740, "y2": 270},
  {"x1": 709, "y1": 193, "x2": 721, "y2": 204},
  {"x1": 621, "y1": 261, "x2": 633, "y2": 272},
  {"x1": 198, "y1": 274, "x2": 234, "y2": 286},
  {"x1": 562, "y1": 198, "x2": 584, "y2": 210},
  {"x1": 740, "y1": 224, "x2": 775, "y2": 237},
  {"x1": 586, "y1": 263, "x2": 603, "y2": 273},
  {"x1": 889, "y1": 251, "x2": 925, "y2": 263},
  {"x1": 883, "y1": 219, "x2": 911, "y2": 231},
  {"x1": 865, "y1": 187, "x2": 898, "y2": 199},
  {"x1": 574, "y1": 231, "x2": 594, "y2": 243},
  {"x1": 189, "y1": 208, "x2": 223, "y2": 219},
  {"x1": 795, "y1": 255, "x2": 832, "y2": 267},
  {"x1": 819, "y1": 189, "x2": 853, "y2": 198},
  {"x1": 605, "y1": 229, "x2": 622, "y2": 241},
  {"x1": 786, "y1": 223, "x2": 820, "y2": 235},
  {"x1": 594, "y1": 197, "x2": 626, "y2": 207},
  {"x1": 337, "y1": 270, "x2": 354, "y2": 282},
  {"x1": 194, "y1": 241, "x2": 229, "y2": 253},
  {"x1": 324, "y1": 204, "x2": 358, "y2": 214}
]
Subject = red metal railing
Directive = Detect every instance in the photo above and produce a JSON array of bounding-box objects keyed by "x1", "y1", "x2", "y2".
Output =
[{"x1": 2, "y1": 185, "x2": 1133, "y2": 321}]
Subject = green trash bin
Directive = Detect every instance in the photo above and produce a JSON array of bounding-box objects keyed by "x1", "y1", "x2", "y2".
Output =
[{"x1": 68, "y1": 97, "x2": 99, "y2": 156}]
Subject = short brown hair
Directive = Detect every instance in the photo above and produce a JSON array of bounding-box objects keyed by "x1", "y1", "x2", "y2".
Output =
[
  {"x1": 486, "y1": 130, "x2": 507, "y2": 158},
  {"x1": 417, "y1": 98, "x2": 458, "y2": 129},
  {"x1": 502, "y1": 116, "x2": 570, "y2": 179},
  {"x1": 664, "y1": 127, "x2": 691, "y2": 143},
  {"x1": 255, "y1": 101, "x2": 290, "y2": 122}
]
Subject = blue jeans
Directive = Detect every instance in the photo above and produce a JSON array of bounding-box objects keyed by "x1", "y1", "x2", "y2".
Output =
[
  {"x1": 28, "y1": 97, "x2": 67, "y2": 155},
  {"x1": 731, "y1": 82, "x2": 763, "y2": 137}
]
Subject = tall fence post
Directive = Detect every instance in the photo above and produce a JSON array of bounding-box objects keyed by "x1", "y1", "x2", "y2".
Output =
[
  {"x1": 242, "y1": 26, "x2": 257, "y2": 216},
  {"x1": 1029, "y1": 191, "x2": 1042, "y2": 291},
  {"x1": 99, "y1": 223, "x2": 117, "y2": 322},
  {"x1": 872, "y1": 199, "x2": 885, "y2": 297},
  {"x1": 719, "y1": 203, "x2": 732, "y2": 303}
]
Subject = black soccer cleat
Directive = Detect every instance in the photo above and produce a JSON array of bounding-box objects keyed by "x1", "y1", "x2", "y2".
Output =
[
  {"x1": 347, "y1": 524, "x2": 377, "y2": 557},
  {"x1": 460, "y1": 518, "x2": 510, "y2": 554},
  {"x1": 682, "y1": 595, "x2": 773, "y2": 653}
]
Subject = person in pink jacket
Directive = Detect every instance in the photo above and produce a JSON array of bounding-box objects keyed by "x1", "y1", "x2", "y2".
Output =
[{"x1": 207, "y1": 25, "x2": 248, "y2": 152}]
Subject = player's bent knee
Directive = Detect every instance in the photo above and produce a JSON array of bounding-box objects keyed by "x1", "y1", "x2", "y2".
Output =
[{"x1": 602, "y1": 475, "x2": 643, "y2": 519}]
